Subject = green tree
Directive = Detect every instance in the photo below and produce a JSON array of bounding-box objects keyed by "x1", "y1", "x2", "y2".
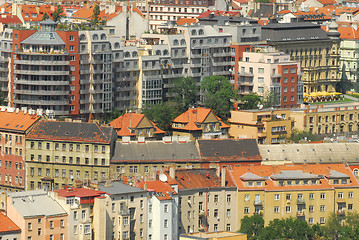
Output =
[
  {"x1": 322, "y1": 213, "x2": 344, "y2": 240},
  {"x1": 240, "y1": 92, "x2": 261, "y2": 110},
  {"x1": 239, "y1": 215, "x2": 264, "y2": 240},
  {"x1": 0, "y1": 90, "x2": 5, "y2": 106},
  {"x1": 97, "y1": 109, "x2": 122, "y2": 124},
  {"x1": 259, "y1": 218, "x2": 315, "y2": 240},
  {"x1": 143, "y1": 102, "x2": 183, "y2": 132},
  {"x1": 286, "y1": 129, "x2": 321, "y2": 143},
  {"x1": 42, "y1": 12, "x2": 50, "y2": 21},
  {"x1": 201, "y1": 75, "x2": 237, "y2": 120},
  {"x1": 171, "y1": 77, "x2": 199, "y2": 110},
  {"x1": 91, "y1": 4, "x2": 101, "y2": 26},
  {"x1": 52, "y1": 5, "x2": 64, "y2": 22},
  {"x1": 262, "y1": 90, "x2": 280, "y2": 108}
]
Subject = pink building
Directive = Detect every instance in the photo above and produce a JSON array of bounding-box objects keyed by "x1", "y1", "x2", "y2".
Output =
[
  {"x1": 6, "y1": 190, "x2": 67, "y2": 240},
  {"x1": 238, "y1": 49, "x2": 303, "y2": 108}
]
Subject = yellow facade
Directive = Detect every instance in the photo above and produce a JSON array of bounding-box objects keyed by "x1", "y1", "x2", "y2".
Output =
[
  {"x1": 25, "y1": 140, "x2": 112, "y2": 190},
  {"x1": 229, "y1": 109, "x2": 294, "y2": 144}
]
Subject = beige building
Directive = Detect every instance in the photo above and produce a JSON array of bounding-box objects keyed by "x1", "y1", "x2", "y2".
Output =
[
  {"x1": 229, "y1": 164, "x2": 359, "y2": 228},
  {"x1": 180, "y1": 232, "x2": 247, "y2": 240},
  {"x1": 94, "y1": 181, "x2": 148, "y2": 240},
  {"x1": 25, "y1": 120, "x2": 116, "y2": 190},
  {"x1": 229, "y1": 109, "x2": 294, "y2": 144},
  {"x1": 290, "y1": 102, "x2": 359, "y2": 134},
  {"x1": 170, "y1": 168, "x2": 238, "y2": 234}
]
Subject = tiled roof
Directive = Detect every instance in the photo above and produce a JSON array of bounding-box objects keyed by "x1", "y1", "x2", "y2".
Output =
[
  {"x1": 174, "y1": 168, "x2": 236, "y2": 190},
  {"x1": 137, "y1": 180, "x2": 177, "y2": 200},
  {"x1": 0, "y1": 3, "x2": 12, "y2": 13},
  {"x1": 172, "y1": 107, "x2": 229, "y2": 131},
  {"x1": 197, "y1": 139, "x2": 262, "y2": 162},
  {"x1": 0, "y1": 212, "x2": 21, "y2": 233},
  {"x1": 72, "y1": 6, "x2": 95, "y2": 19},
  {"x1": 0, "y1": 14, "x2": 22, "y2": 24},
  {"x1": 109, "y1": 112, "x2": 165, "y2": 137},
  {"x1": 176, "y1": 18, "x2": 197, "y2": 26},
  {"x1": 233, "y1": 0, "x2": 250, "y2": 4},
  {"x1": 21, "y1": 4, "x2": 53, "y2": 22},
  {"x1": 198, "y1": 10, "x2": 241, "y2": 18},
  {"x1": 56, "y1": 188, "x2": 105, "y2": 198},
  {"x1": 26, "y1": 120, "x2": 115, "y2": 144},
  {"x1": 0, "y1": 109, "x2": 41, "y2": 132},
  {"x1": 317, "y1": 0, "x2": 337, "y2": 5},
  {"x1": 230, "y1": 164, "x2": 359, "y2": 191},
  {"x1": 337, "y1": 26, "x2": 359, "y2": 39}
]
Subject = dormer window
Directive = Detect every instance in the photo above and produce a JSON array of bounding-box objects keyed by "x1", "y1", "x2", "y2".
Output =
[
  {"x1": 25, "y1": 13, "x2": 29, "y2": 18},
  {"x1": 279, "y1": 181, "x2": 284, "y2": 186},
  {"x1": 333, "y1": 179, "x2": 339, "y2": 184},
  {"x1": 342, "y1": 179, "x2": 347, "y2": 184},
  {"x1": 303, "y1": 180, "x2": 308, "y2": 185},
  {"x1": 256, "y1": 182, "x2": 262, "y2": 186},
  {"x1": 248, "y1": 181, "x2": 253, "y2": 187},
  {"x1": 287, "y1": 181, "x2": 292, "y2": 186},
  {"x1": 32, "y1": 13, "x2": 37, "y2": 18}
]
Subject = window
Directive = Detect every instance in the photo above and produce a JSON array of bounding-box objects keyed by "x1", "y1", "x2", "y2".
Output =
[
  {"x1": 70, "y1": 35, "x2": 75, "y2": 41},
  {"x1": 164, "y1": 219, "x2": 168, "y2": 228},
  {"x1": 244, "y1": 194, "x2": 250, "y2": 201},
  {"x1": 290, "y1": 68, "x2": 296, "y2": 73},
  {"x1": 283, "y1": 68, "x2": 288, "y2": 74},
  {"x1": 226, "y1": 224, "x2": 231, "y2": 231},
  {"x1": 214, "y1": 195, "x2": 219, "y2": 202},
  {"x1": 348, "y1": 204, "x2": 353, "y2": 210},
  {"x1": 258, "y1": 68, "x2": 264, "y2": 74},
  {"x1": 74, "y1": 225, "x2": 77, "y2": 235},
  {"x1": 309, "y1": 205, "x2": 314, "y2": 212},
  {"x1": 214, "y1": 224, "x2": 218, "y2": 232},
  {"x1": 82, "y1": 210, "x2": 86, "y2": 219},
  {"x1": 320, "y1": 193, "x2": 326, "y2": 199},
  {"x1": 258, "y1": 77, "x2": 264, "y2": 83},
  {"x1": 50, "y1": 221, "x2": 54, "y2": 228},
  {"x1": 149, "y1": 219, "x2": 152, "y2": 228},
  {"x1": 214, "y1": 209, "x2": 218, "y2": 217},
  {"x1": 309, "y1": 218, "x2": 314, "y2": 225},
  {"x1": 38, "y1": 228, "x2": 41, "y2": 236},
  {"x1": 349, "y1": 192, "x2": 353, "y2": 198},
  {"x1": 309, "y1": 193, "x2": 314, "y2": 199},
  {"x1": 140, "y1": 214, "x2": 144, "y2": 223},
  {"x1": 338, "y1": 192, "x2": 343, "y2": 199},
  {"x1": 60, "y1": 220, "x2": 64, "y2": 227},
  {"x1": 164, "y1": 204, "x2": 168, "y2": 212},
  {"x1": 258, "y1": 87, "x2": 264, "y2": 93},
  {"x1": 227, "y1": 194, "x2": 231, "y2": 202},
  {"x1": 28, "y1": 223, "x2": 32, "y2": 231},
  {"x1": 274, "y1": 206, "x2": 279, "y2": 213},
  {"x1": 84, "y1": 225, "x2": 90, "y2": 234},
  {"x1": 320, "y1": 205, "x2": 325, "y2": 212},
  {"x1": 123, "y1": 217, "x2": 129, "y2": 226},
  {"x1": 274, "y1": 194, "x2": 280, "y2": 200},
  {"x1": 320, "y1": 217, "x2": 325, "y2": 224},
  {"x1": 244, "y1": 207, "x2": 249, "y2": 214},
  {"x1": 286, "y1": 206, "x2": 291, "y2": 213},
  {"x1": 226, "y1": 209, "x2": 231, "y2": 217}
]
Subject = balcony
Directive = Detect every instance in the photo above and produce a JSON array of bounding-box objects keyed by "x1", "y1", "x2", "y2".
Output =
[
  {"x1": 238, "y1": 71, "x2": 254, "y2": 77},
  {"x1": 238, "y1": 81, "x2": 254, "y2": 86},
  {"x1": 14, "y1": 99, "x2": 69, "y2": 105},
  {"x1": 119, "y1": 209, "x2": 130, "y2": 216},
  {"x1": 296, "y1": 211, "x2": 305, "y2": 217},
  {"x1": 254, "y1": 200, "x2": 263, "y2": 205},
  {"x1": 14, "y1": 79, "x2": 69, "y2": 85},
  {"x1": 297, "y1": 199, "x2": 305, "y2": 205},
  {"x1": 14, "y1": 70, "x2": 69, "y2": 75},
  {"x1": 212, "y1": 70, "x2": 230, "y2": 76},
  {"x1": 14, "y1": 59, "x2": 69, "y2": 65},
  {"x1": 199, "y1": 210, "x2": 205, "y2": 215},
  {"x1": 213, "y1": 52, "x2": 231, "y2": 57},
  {"x1": 14, "y1": 89, "x2": 69, "y2": 95},
  {"x1": 337, "y1": 209, "x2": 345, "y2": 215}
]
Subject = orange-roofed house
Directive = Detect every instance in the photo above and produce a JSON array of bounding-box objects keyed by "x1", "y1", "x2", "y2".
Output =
[
  {"x1": 171, "y1": 107, "x2": 229, "y2": 140},
  {"x1": 0, "y1": 212, "x2": 21, "y2": 239},
  {"x1": 137, "y1": 179, "x2": 179, "y2": 240},
  {"x1": 109, "y1": 112, "x2": 165, "y2": 140},
  {"x1": 229, "y1": 163, "x2": 359, "y2": 228},
  {"x1": 166, "y1": 167, "x2": 238, "y2": 234},
  {"x1": 0, "y1": 107, "x2": 41, "y2": 192}
]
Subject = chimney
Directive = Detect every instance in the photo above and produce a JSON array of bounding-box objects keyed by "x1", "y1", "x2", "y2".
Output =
[
  {"x1": 216, "y1": 165, "x2": 221, "y2": 177},
  {"x1": 221, "y1": 167, "x2": 226, "y2": 187},
  {"x1": 169, "y1": 164, "x2": 176, "y2": 179},
  {"x1": 144, "y1": 182, "x2": 147, "y2": 191}
]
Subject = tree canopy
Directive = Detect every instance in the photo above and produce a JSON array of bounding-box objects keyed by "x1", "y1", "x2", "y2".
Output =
[
  {"x1": 201, "y1": 75, "x2": 237, "y2": 121},
  {"x1": 240, "y1": 92, "x2": 261, "y2": 110},
  {"x1": 91, "y1": 4, "x2": 101, "y2": 25},
  {"x1": 42, "y1": 12, "x2": 50, "y2": 21},
  {"x1": 239, "y1": 215, "x2": 264, "y2": 240},
  {"x1": 286, "y1": 129, "x2": 321, "y2": 143},
  {"x1": 170, "y1": 77, "x2": 199, "y2": 111},
  {"x1": 52, "y1": 5, "x2": 64, "y2": 22}
]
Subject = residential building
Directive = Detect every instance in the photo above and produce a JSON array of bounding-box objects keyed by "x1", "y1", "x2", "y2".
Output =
[
  {"x1": 237, "y1": 49, "x2": 303, "y2": 107},
  {"x1": 25, "y1": 120, "x2": 116, "y2": 190},
  {"x1": 53, "y1": 187, "x2": 105, "y2": 240},
  {"x1": 262, "y1": 22, "x2": 340, "y2": 94},
  {"x1": 94, "y1": 181, "x2": 148, "y2": 240},
  {"x1": 109, "y1": 112, "x2": 165, "y2": 140},
  {"x1": 0, "y1": 107, "x2": 41, "y2": 192},
  {"x1": 229, "y1": 109, "x2": 294, "y2": 144},
  {"x1": 180, "y1": 231, "x2": 247, "y2": 240},
  {"x1": 171, "y1": 107, "x2": 229, "y2": 140},
  {"x1": 137, "y1": 180, "x2": 179, "y2": 240},
  {"x1": 0, "y1": 212, "x2": 21, "y2": 240},
  {"x1": 230, "y1": 163, "x2": 359, "y2": 227},
  {"x1": 170, "y1": 168, "x2": 238, "y2": 234},
  {"x1": 290, "y1": 102, "x2": 359, "y2": 134},
  {"x1": 6, "y1": 190, "x2": 68, "y2": 240}
]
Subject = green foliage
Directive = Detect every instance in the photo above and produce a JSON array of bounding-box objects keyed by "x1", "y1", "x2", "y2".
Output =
[
  {"x1": 0, "y1": 90, "x2": 5, "y2": 106},
  {"x1": 286, "y1": 129, "x2": 321, "y2": 143},
  {"x1": 91, "y1": 4, "x2": 101, "y2": 26},
  {"x1": 143, "y1": 102, "x2": 183, "y2": 132},
  {"x1": 263, "y1": 90, "x2": 280, "y2": 108},
  {"x1": 240, "y1": 93, "x2": 261, "y2": 110},
  {"x1": 239, "y1": 215, "x2": 264, "y2": 240},
  {"x1": 52, "y1": 5, "x2": 64, "y2": 22},
  {"x1": 42, "y1": 12, "x2": 50, "y2": 21},
  {"x1": 201, "y1": 75, "x2": 237, "y2": 121},
  {"x1": 171, "y1": 77, "x2": 199, "y2": 111},
  {"x1": 97, "y1": 109, "x2": 123, "y2": 124}
]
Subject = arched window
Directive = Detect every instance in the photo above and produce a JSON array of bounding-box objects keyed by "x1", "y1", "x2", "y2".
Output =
[
  {"x1": 114, "y1": 42, "x2": 120, "y2": 49},
  {"x1": 163, "y1": 50, "x2": 169, "y2": 55},
  {"x1": 80, "y1": 34, "x2": 86, "y2": 41},
  {"x1": 132, "y1": 51, "x2": 138, "y2": 57},
  {"x1": 180, "y1": 39, "x2": 186, "y2": 45},
  {"x1": 354, "y1": 169, "x2": 358, "y2": 176},
  {"x1": 199, "y1": 29, "x2": 204, "y2": 35},
  {"x1": 191, "y1": 29, "x2": 197, "y2": 35},
  {"x1": 100, "y1": 34, "x2": 106, "y2": 40},
  {"x1": 92, "y1": 34, "x2": 99, "y2": 40},
  {"x1": 156, "y1": 50, "x2": 161, "y2": 55},
  {"x1": 124, "y1": 52, "x2": 130, "y2": 58},
  {"x1": 173, "y1": 39, "x2": 179, "y2": 45}
]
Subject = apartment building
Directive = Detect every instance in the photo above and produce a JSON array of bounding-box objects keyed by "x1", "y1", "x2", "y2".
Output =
[
  {"x1": 137, "y1": 180, "x2": 179, "y2": 240},
  {"x1": 171, "y1": 107, "x2": 229, "y2": 140},
  {"x1": 290, "y1": 102, "x2": 359, "y2": 134},
  {"x1": 0, "y1": 107, "x2": 41, "y2": 192},
  {"x1": 6, "y1": 190, "x2": 68, "y2": 240},
  {"x1": 0, "y1": 19, "x2": 112, "y2": 116},
  {"x1": 229, "y1": 109, "x2": 294, "y2": 144},
  {"x1": 172, "y1": 168, "x2": 238, "y2": 234},
  {"x1": 25, "y1": 120, "x2": 116, "y2": 190},
  {"x1": 238, "y1": 50, "x2": 303, "y2": 107},
  {"x1": 230, "y1": 164, "x2": 359, "y2": 227},
  {"x1": 54, "y1": 188, "x2": 105, "y2": 240},
  {"x1": 262, "y1": 22, "x2": 340, "y2": 94},
  {"x1": 94, "y1": 181, "x2": 148, "y2": 240}
]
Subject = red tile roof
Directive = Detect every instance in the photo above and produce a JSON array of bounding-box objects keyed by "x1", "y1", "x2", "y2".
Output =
[
  {"x1": 317, "y1": 0, "x2": 337, "y2": 5},
  {"x1": 0, "y1": 212, "x2": 21, "y2": 233},
  {"x1": 0, "y1": 3, "x2": 13, "y2": 14},
  {"x1": 173, "y1": 168, "x2": 236, "y2": 190},
  {"x1": 258, "y1": 19, "x2": 270, "y2": 26},
  {"x1": 137, "y1": 180, "x2": 177, "y2": 200},
  {"x1": 230, "y1": 163, "x2": 359, "y2": 191},
  {"x1": 21, "y1": 4, "x2": 53, "y2": 22},
  {"x1": 0, "y1": 109, "x2": 41, "y2": 132},
  {"x1": 198, "y1": 10, "x2": 241, "y2": 18},
  {"x1": 176, "y1": 18, "x2": 197, "y2": 26},
  {"x1": 337, "y1": 26, "x2": 359, "y2": 39},
  {"x1": 172, "y1": 107, "x2": 229, "y2": 131},
  {"x1": 109, "y1": 112, "x2": 165, "y2": 137},
  {"x1": 56, "y1": 187, "x2": 105, "y2": 198},
  {"x1": 233, "y1": 0, "x2": 250, "y2": 4},
  {"x1": 0, "y1": 14, "x2": 22, "y2": 24}
]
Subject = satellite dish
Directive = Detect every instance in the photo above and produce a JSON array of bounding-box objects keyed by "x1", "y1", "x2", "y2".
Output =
[{"x1": 159, "y1": 174, "x2": 168, "y2": 182}]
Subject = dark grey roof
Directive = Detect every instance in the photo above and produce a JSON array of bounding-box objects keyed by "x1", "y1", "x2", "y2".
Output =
[
  {"x1": 199, "y1": 16, "x2": 258, "y2": 25},
  {"x1": 40, "y1": 18, "x2": 56, "y2": 25},
  {"x1": 99, "y1": 181, "x2": 146, "y2": 195},
  {"x1": 21, "y1": 31, "x2": 65, "y2": 45},
  {"x1": 270, "y1": 170, "x2": 320, "y2": 180},
  {"x1": 197, "y1": 139, "x2": 261, "y2": 161},
  {"x1": 111, "y1": 141, "x2": 200, "y2": 162},
  {"x1": 261, "y1": 22, "x2": 329, "y2": 42},
  {"x1": 249, "y1": 4, "x2": 274, "y2": 18},
  {"x1": 27, "y1": 120, "x2": 115, "y2": 144}
]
